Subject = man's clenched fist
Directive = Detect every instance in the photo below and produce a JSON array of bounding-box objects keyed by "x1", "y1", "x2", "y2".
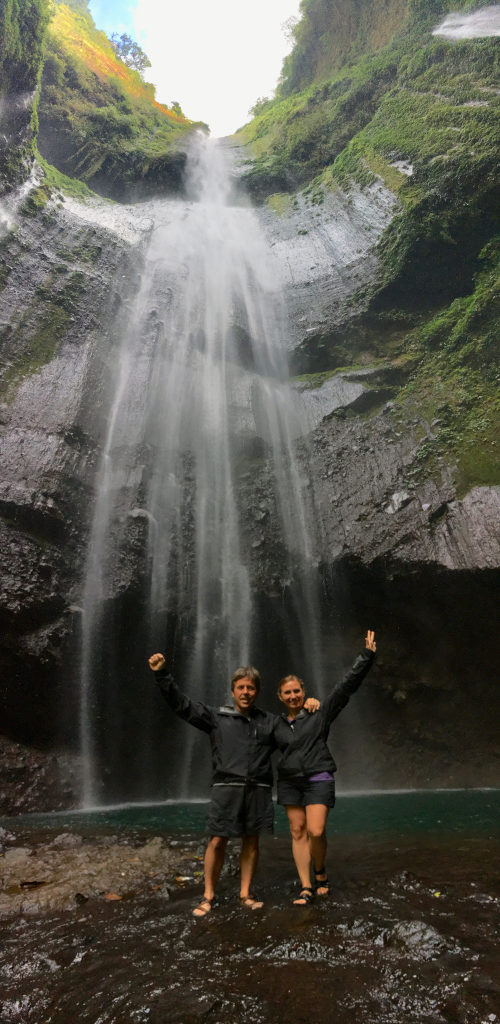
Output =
[{"x1": 148, "y1": 653, "x2": 166, "y2": 672}]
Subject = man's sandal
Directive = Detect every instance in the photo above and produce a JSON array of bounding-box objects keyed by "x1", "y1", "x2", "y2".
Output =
[
  {"x1": 314, "y1": 868, "x2": 330, "y2": 896},
  {"x1": 240, "y1": 895, "x2": 264, "y2": 910},
  {"x1": 192, "y1": 896, "x2": 213, "y2": 918},
  {"x1": 293, "y1": 887, "x2": 315, "y2": 905}
]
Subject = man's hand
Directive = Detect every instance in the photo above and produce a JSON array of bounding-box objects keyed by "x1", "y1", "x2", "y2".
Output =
[
  {"x1": 148, "y1": 653, "x2": 166, "y2": 672},
  {"x1": 365, "y1": 630, "x2": 376, "y2": 652},
  {"x1": 304, "y1": 697, "x2": 320, "y2": 713}
]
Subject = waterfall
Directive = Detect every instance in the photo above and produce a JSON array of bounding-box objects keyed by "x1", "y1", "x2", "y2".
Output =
[{"x1": 80, "y1": 134, "x2": 323, "y2": 807}]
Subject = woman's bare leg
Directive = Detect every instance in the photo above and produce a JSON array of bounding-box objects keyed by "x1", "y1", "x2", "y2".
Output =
[
  {"x1": 306, "y1": 804, "x2": 329, "y2": 893},
  {"x1": 286, "y1": 805, "x2": 312, "y2": 890}
]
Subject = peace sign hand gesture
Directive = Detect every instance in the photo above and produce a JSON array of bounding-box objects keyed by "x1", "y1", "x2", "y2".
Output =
[{"x1": 365, "y1": 630, "x2": 376, "y2": 652}]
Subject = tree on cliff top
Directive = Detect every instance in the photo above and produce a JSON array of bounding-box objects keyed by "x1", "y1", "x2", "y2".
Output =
[{"x1": 110, "y1": 32, "x2": 152, "y2": 77}]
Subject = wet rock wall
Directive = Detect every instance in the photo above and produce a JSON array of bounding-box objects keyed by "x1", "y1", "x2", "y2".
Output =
[
  {"x1": 0, "y1": 165, "x2": 499, "y2": 811},
  {"x1": 0, "y1": 184, "x2": 146, "y2": 773}
]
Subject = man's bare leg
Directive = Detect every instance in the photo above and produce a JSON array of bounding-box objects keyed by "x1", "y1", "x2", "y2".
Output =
[
  {"x1": 203, "y1": 835, "x2": 228, "y2": 898},
  {"x1": 239, "y1": 834, "x2": 263, "y2": 907},
  {"x1": 193, "y1": 835, "x2": 228, "y2": 916}
]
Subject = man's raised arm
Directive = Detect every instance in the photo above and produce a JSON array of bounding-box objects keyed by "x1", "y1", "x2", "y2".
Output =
[{"x1": 148, "y1": 652, "x2": 214, "y2": 732}]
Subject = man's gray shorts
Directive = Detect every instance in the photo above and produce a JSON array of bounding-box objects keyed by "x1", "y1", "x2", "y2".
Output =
[{"x1": 206, "y1": 783, "x2": 274, "y2": 837}]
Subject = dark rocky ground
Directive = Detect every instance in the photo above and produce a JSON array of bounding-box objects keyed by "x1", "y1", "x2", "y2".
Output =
[
  {"x1": 0, "y1": 826, "x2": 499, "y2": 1024},
  {"x1": 0, "y1": 739, "x2": 80, "y2": 817}
]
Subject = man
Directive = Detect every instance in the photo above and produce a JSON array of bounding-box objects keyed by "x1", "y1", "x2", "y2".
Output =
[{"x1": 148, "y1": 653, "x2": 318, "y2": 917}]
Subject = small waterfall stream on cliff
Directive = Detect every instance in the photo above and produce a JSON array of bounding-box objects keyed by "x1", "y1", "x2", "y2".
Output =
[{"x1": 80, "y1": 136, "x2": 322, "y2": 806}]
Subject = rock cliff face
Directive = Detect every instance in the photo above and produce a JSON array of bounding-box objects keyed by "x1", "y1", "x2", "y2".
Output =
[
  {"x1": 0, "y1": 181, "x2": 148, "y2": 809},
  {"x1": 2, "y1": 166, "x2": 498, "y2": 810},
  {"x1": 236, "y1": 182, "x2": 500, "y2": 792},
  {"x1": 0, "y1": 0, "x2": 499, "y2": 811}
]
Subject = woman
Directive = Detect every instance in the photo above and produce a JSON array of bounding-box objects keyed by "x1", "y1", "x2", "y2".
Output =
[{"x1": 276, "y1": 630, "x2": 377, "y2": 905}]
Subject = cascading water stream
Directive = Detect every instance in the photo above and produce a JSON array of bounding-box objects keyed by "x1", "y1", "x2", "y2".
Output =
[{"x1": 80, "y1": 134, "x2": 323, "y2": 807}]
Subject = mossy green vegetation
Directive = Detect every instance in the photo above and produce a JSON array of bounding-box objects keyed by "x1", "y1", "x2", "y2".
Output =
[
  {"x1": 239, "y1": 1, "x2": 499, "y2": 340},
  {"x1": 0, "y1": 0, "x2": 51, "y2": 191},
  {"x1": 0, "y1": 303, "x2": 69, "y2": 400},
  {"x1": 398, "y1": 238, "x2": 500, "y2": 493},
  {"x1": 56, "y1": 241, "x2": 101, "y2": 263},
  {"x1": 19, "y1": 181, "x2": 53, "y2": 217},
  {"x1": 35, "y1": 149, "x2": 97, "y2": 200},
  {"x1": 276, "y1": 0, "x2": 475, "y2": 102},
  {"x1": 277, "y1": 0, "x2": 409, "y2": 98},
  {"x1": 248, "y1": 0, "x2": 499, "y2": 497},
  {"x1": 267, "y1": 193, "x2": 293, "y2": 215},
  {"x1": 0, "y1": 0, "x2": 50, "y2": 95},
  {"x1": 36, "y1": 3, "x2": 205, "y2": 199},
  {"x1": 293, "y1": 368, "x2": 349, "y2": 389},
  {"x1": 0, "y1": 262, "x2": 90, "y2": 400},
  {"x1": 240, "y1": 20, "x2": 499, "y2": 210},
  {"x1": 237, "y1": 47, "x2": 403, "y2": 197},
  {"x1": 0, "y1": 260, "x2": 12, "y2": 292}
]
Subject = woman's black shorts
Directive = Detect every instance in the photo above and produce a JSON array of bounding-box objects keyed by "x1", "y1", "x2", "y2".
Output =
[
  {"x1": 206, "y1": 783, "x2": 274, "y2": 837},
  {"x1": 277, "y1": 776, "x2": 336, "y2": 808}
]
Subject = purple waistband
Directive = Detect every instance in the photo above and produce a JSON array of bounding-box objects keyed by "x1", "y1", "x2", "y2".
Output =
[{"x1": 307, "y1": 771, "x2": 334, "y2": 783}]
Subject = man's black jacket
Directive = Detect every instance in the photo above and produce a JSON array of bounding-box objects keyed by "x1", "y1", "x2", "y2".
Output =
[
  {"x1": 274, "y1": 649, "x2": 376, "y2": 779},
  {"x1": 155, "y1": 669, "x2": 278, "y2": 787}
]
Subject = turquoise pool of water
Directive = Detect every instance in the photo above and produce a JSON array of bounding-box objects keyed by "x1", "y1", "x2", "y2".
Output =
[{"x1": 2, "y1": 788, "x2": 499, "y2": 835}]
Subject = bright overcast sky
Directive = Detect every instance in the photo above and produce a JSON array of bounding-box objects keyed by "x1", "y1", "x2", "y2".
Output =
[{"x1": 88, "y1": 0, "x2": 302, "y2": 137}]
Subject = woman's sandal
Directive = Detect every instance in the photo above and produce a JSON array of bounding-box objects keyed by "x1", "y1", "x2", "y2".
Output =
[
  {"x1": 192, "y1": 896, "x2": 213, "y2": 918},
  {"x1": 314, "y1": 868, "x2": 330, "y2": 896},
  {"x1": 240, "y1": 895, "x2": 264, "y2": 910},
  {"x1": 293, "y1": 887, "x2": 315, "y2": 905}
]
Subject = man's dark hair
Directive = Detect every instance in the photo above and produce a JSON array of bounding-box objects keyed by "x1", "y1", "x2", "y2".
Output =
[{"x1": 231, "y1": 665, "x2": 260, "y2": 692}]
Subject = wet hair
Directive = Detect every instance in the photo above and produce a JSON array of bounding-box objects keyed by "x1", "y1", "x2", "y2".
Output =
[
  {"x1": 231, "y1": 665, "x2": 260, "y2": 692},
  {"x1": 277, "y1": 673, "x2": 305, "y2": 695}
]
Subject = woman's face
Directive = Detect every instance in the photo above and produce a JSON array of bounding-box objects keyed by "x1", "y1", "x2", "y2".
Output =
[{"x1": 278, "y1": 678, "x2": 305, "y2": 713}]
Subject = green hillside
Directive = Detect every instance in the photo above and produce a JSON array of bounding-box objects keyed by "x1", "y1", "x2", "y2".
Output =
[
  {"x1": 236, "y1": 0, "x2": 499, "y2": 492},
  {"x1": 36, "y1": 1, "x2": 204, "y2": 198}
]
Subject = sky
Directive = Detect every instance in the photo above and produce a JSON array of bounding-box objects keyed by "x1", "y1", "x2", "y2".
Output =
[{"x1": 88, "y1": 0, "x2": 302, "y2": 136}]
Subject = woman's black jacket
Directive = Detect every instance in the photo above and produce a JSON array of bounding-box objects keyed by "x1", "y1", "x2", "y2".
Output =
[{"x1": 274, "y1": 649, "x2": 376, "y2": 779}]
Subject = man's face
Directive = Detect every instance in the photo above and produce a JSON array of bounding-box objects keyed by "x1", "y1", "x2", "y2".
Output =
[{"x1": 232, "y1": 677, "x2": 258, "y2": 715}]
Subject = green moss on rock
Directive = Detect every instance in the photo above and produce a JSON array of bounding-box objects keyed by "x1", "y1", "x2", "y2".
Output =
[
  {"x1": 238, "y1": 4, "x2": 499, "y2": 320},
  {"x1": 1, "y1": 304, "x2": 69, "y2": 400},
  {"x1": 36, "y1": 150, "x2": 96, "y2": 200},
  {"x1": 0, "y1": 0, "x2": 51, "y2": 193},
  {"x1": 399, "y1": 238, "x2": 500, "y2": 492},
  {"x1": 0, "y1": 0, "x2": 51, "y2": 95},
  {"x1": 19, "y1": 181, "x2": 53, "y2": 217}
]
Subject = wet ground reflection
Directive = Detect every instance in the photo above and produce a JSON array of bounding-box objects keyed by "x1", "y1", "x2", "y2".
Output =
[{"x1": 1, "y1": 831, "x2": 499, "y2": 1023}]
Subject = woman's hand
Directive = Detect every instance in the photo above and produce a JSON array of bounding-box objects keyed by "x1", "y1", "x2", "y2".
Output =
[
  {"x1": 365, "y1": 630, "x2": 376, "y2": 652},
  {"x1": 303, "y1": 697, "x2": 320, "y2": 713},
  {"x1": 148, "y1": 652, "x2": 166, "y2": 671}
]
